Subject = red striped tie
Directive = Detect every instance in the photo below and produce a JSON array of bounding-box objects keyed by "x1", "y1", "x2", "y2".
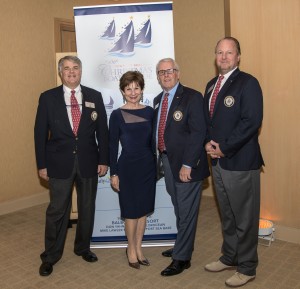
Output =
[
  {"x1": 158, "y1": 93, "x2": 169, "y2": 152},
  {"x1": 71, "y1": 90, "x2": 81, "y2": 136},
  {"x1": 209, "y1": 75, "x2": 224, "y2": 117}
]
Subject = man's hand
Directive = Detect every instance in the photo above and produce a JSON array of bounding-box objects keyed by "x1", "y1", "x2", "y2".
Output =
[
  {"x1": 98, "y1": 165, "x2": 108, "y2": 177},
  {"x1": 38, "y1": 168, "x2": 49, "y2": 181},
  {"x1": 206, "y1": 140, "x2": 224, "y2": 159},
  {"x1": 179, "y1": 166, "x2": 192, "y2": 182}
]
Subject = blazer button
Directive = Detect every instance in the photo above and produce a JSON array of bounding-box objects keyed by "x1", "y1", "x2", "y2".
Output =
[
  {"x1": 75, "y1": 137, "x2": 78, "y2": 141},
  {"x1": 73, "y1": 151, "x2": 76, "y2": 154}
]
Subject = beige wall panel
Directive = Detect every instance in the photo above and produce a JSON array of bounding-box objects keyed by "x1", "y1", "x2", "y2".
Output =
[
  {"x1": 0, "y1": 0, "x2": 224, "y2": 211},
  {"x1": 229, "y1": 0, "x2": 300, "y2": 231}
]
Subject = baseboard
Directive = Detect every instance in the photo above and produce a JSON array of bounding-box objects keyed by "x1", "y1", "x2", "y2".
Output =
[
  {"x1": 0, "y1": 192, "x2": 49, "y2": 216},
  {"x1": 1, "y1": 192, "x2": 299, "y2": 244},
  {"x1": 274, "y1": 224, "x2": 300, "y2": 244},
  {"x1": 203, "y1": 190, "x2": 214, "y2": 197}
]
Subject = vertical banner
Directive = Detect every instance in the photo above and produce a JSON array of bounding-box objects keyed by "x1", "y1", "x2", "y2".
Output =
[{"x1": 74, "y1": 2, "x2": 176, "y2": 246}]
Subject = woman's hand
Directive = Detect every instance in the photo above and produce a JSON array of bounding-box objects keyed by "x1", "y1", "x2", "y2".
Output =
[{"x1": 110, "y1": 175, "x2": 120, "y2": 191}]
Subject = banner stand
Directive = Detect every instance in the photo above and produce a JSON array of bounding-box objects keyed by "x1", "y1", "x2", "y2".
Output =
[
  {"x1": 90, "y1": 239, "x2": 175, "y2": 249},
  {"x1": 74, "y1": 1, "x2": 177, "y2": 247}
]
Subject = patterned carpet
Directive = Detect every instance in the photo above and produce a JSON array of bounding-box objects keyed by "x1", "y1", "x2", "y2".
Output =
[{"x1": 1, "y1": 196, "x2": 300, "y2": 289}]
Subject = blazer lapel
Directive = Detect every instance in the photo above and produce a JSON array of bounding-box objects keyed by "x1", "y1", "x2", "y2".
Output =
[
  {"x1": 166, "y1": 83, "x2": 183, "y2": 128},
  {"x1": 154, "y1": 92, "x2": 163, "y2": 127},
  {"x1": 213, "y1": 69, "x2": 240, "y2": 117},
  {"x1": 77, "y1": 87, "x2": 89, "y2": 135}
]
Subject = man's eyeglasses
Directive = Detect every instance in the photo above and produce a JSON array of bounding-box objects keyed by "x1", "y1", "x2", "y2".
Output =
[{"x1": 157, "y1": 68, "x2": 177, "y2": 76}]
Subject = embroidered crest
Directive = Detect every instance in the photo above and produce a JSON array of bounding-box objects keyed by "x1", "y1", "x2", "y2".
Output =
[
  {"x1": 173, "y1": 110, "x2": 183, "y2": 121},
  {"x1": 224, "y1": 96, "x2": 235, "y2": 107},
  {"x1": 91, "y1": 111, "x2": 98, "y2": 121}
]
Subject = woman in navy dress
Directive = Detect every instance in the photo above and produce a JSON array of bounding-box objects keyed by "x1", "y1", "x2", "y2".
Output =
[{"x1": 109, "y1": 71, "x2": 156, "y2": 269}]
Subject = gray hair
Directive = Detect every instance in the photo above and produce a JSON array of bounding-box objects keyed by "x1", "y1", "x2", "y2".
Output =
[
  {"x1": 58, "y1": 55, "x2": 82, "y2": 74},
  {"x1": 156, "y1": 58, "x2": 180, "y2": 73}
]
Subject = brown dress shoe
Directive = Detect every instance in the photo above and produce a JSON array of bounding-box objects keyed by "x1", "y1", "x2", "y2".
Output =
[
  {"x1": 138, "y1": 258, "x2": 150, "y2": 266},
  {"x1": 126, "y1": 249, "x2": 140, "y2": 269}
]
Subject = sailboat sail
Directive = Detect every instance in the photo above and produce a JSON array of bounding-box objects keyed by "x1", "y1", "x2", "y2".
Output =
[
  {"x1": 109, "y1": 20, "x2": 135, "y2": 56},
  {"x1": 105, "y1": 96, "x2": 114, "y2": 110},
  {"x1": 101, "y1": 19, "x2": 116, "y2": 39},
  {"x1": 134, "y1": 18, "x2": 152, "y2": 47}
]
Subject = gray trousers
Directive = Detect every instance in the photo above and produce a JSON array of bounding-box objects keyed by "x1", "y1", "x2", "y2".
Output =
[
  {"x1": 161, "y1": 153, "x2": 202, "y2": 261},
  {"x1": 212, "y1": 161, "x2": 260, "y2": 276},
  {"x1": 41, "y1": 157, "x2": 98, "y2": 264}
]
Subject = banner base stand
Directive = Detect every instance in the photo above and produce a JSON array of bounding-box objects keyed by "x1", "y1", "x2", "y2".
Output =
[{"x1": 90, "y1": 239, "x2": 175, "y2": 249}]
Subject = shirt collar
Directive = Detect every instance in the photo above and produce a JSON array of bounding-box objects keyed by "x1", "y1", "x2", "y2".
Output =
[
  {"x1": 164, "y1": 81, "x2": 179, "y2": 97},
  {"x1": 220, "y1": 66, "x2": 238, "y2": 81},
  {"x1": 63, "y1": 85, "x2": 81, "y2": 95}
]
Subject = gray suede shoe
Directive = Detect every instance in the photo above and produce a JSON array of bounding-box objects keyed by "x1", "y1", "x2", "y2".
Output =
[
  {"x1": 225, "y1": 272, "x2": 255, "y2": 287},
  {"x1": 204, "y1": 260, "x2": 235, "y2": 272}
]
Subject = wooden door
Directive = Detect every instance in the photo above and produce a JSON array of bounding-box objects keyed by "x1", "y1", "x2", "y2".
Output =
[
  {"x1": 55, "y1": 20, "x2": 78, "y2": 219},
  {"x1": 54, "y1": 18, "x2": 76, "y2": 52}
]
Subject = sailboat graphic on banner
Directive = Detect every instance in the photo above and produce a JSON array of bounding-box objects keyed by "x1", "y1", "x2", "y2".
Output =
[
  {"x1": 105, "y1": 96, "x2": 114, "y2": 110},
  {"x1": 101, "y1": 19, "x2": 116, "y2": 39},
  {"x1": 134, "y1": 17, "x2": 152, "y2": 47},
  {"x1": 109, "y1": 19, "x2": 135, "y2": 57}
]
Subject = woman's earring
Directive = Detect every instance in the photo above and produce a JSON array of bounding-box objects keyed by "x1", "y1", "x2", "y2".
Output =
[
  {"x1": 123, "y1": 97, "x2": 126, "y2": 104},
  {"x1": 140, "y1": 93, "x2": 144, "y2": 103}
]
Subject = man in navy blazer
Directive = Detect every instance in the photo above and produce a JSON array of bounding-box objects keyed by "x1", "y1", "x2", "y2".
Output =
[
  {"x1": 204, "y1": 37, "x2": 264, "y2": 287},
  {"x1": 153, "y1": 58, "x2": 209, "y2": 276},
  {"x1": 34, "y1": 56, "x2": 109, "y2": 276}
]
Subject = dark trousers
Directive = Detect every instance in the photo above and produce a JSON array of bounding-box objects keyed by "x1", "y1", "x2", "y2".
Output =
[
  {"x1": 212, "y1": 161, "x2": 260, "y2": 276},
  {"x1": 161, "y1": 153, "x2": 202, "y2": 261},
  {"x1": 40, "y1": 157, "x2": 98, "y2": 264}
]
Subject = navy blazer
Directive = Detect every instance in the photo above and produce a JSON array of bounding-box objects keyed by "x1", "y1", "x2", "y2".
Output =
[
  {"x1": 34, "y1": 85, "x2": 109, "y2": 179},
  {"x1": 153, "y1": 83, "x2": 210, "y2": 182},
  {"x1": 204, "y1": 68, "x2": 264, "y2": 171}
]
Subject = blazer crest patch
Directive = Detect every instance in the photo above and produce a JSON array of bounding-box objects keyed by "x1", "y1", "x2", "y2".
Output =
[
  {"x1": 173, "y1": 110, "x2": 183, "y2": 121},
  {"x1": 91, "y1": 111, "x2": 98, "y2": 121},
  {"x1": 224, "y1": 96, "x2": 235, "y2": 107}
]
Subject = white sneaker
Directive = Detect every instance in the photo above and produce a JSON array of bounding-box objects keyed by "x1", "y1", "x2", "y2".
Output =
[
  {"x1": 204, "y1": 260, "x2": 235, "y2": 272},
  {"x1": 225, "y1": 272, "x2": 255, "y2": 287}
]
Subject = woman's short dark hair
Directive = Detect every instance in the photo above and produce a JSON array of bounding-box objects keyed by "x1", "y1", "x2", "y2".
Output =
[{"x1": 119, "y1": 71, "x2": 145, "y2": 92}]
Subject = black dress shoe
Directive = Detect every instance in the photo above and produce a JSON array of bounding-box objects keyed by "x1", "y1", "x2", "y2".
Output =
[
  {"x1": 39, "y1": 262, "x2": 53, "y2": 276},
  {"x1": 161, "y1": 260, "x2": 191, "y2": 276},
  {"x1": 162, "y1": 248, "x2": 173, "y2": 257},
  {"x1": 81, "y1": 251, "x2": 98, "y2": 262}
]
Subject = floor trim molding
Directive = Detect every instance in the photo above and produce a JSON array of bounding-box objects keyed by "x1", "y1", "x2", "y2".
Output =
[
  {"x1": 274, "y1": 224, "x2": 300, "y2": 244},
  {"x1": 1, "y1": 194, "x2": 299, "y2": 244},
  {"x1": 0, "y1": 192, "x2": 49, "y2": 216}
]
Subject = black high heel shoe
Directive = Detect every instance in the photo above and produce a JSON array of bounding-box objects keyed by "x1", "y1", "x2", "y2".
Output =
[
  {"x1": 126, "y1": 248, "x2": 140, "y2": 269},
  {"x1": 138, "y1": 258, "x2": 150, "y2": 266}
]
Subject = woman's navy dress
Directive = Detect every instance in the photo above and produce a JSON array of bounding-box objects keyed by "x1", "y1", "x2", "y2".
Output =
[{"x1": 109, "y1": 106, "x2": 156, "y2": 219}]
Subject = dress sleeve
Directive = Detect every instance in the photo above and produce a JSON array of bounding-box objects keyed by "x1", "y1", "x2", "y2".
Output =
[{"x1": 109, "y1": 110, "x2": 120, "y2": 176}]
